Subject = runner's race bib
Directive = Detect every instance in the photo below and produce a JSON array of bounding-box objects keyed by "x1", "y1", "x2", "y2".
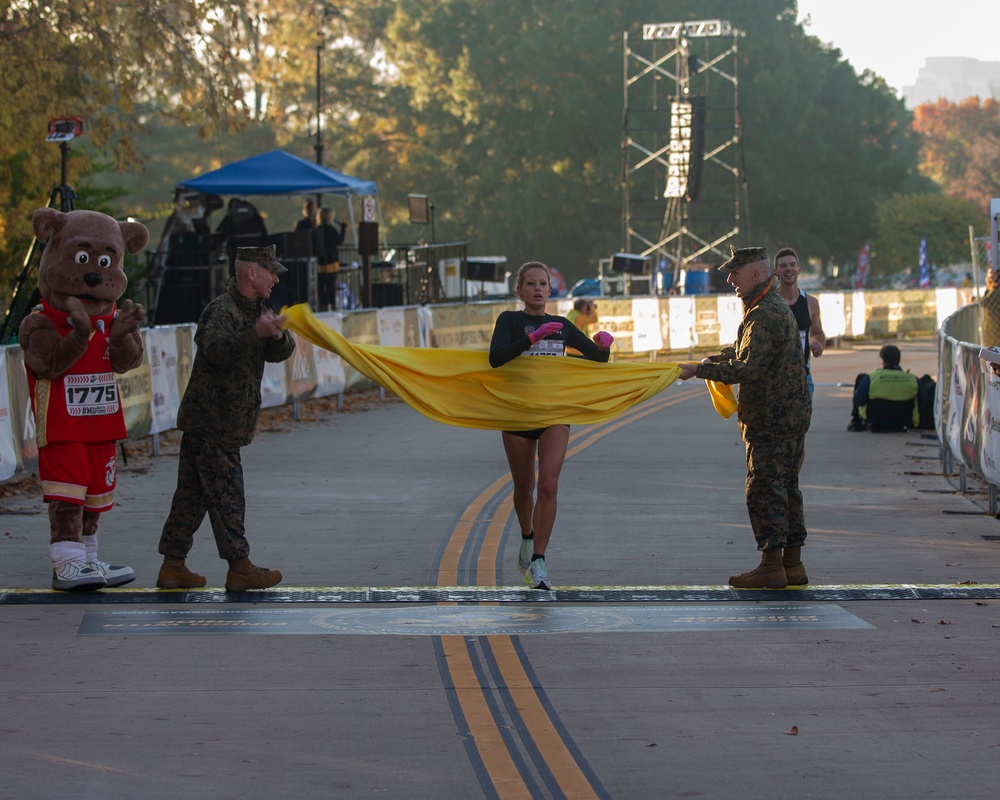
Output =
[{"x1": 523, "y1": 338, "x2": 565, "y2": 357}]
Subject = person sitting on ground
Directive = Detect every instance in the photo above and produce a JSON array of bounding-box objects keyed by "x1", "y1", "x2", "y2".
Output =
[{"x1": 848, "y1": 345, "x2": 919, "y2": 432}]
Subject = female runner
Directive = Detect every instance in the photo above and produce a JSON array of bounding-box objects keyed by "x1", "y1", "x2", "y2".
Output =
[{"x1": 489, "y1": 261, "x2": 614, "y2": 589}]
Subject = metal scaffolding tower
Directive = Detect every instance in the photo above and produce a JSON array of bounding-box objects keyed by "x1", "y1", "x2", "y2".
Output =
[{"x1": 621, "y1": 19, "x2": 747, "y2": 289}]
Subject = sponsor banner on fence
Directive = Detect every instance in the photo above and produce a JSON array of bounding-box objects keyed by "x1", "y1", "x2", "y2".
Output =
[
  {"x1": 898, "y1": 289, "x2": 938, "y2": 334},
  {"x1": 846, "y1": 292, "x2": 867, "y2": 338},
  {"x1": 427, "y1": 304, "x2": 499, "y2": 350},
  {"x1": 342, "y1": 310, "x2": 381, "y2": 391},
  {"x1": 958, "y1": 345, "x2": 986, "y2": 473},
  {"x1": 417, "y1": 306, "x2": 434, "y2": 349},
  {"x1": 693, "y1": 296, "x2": 722, "y2": 349},
  {"x1": 120, "y1": 362, "x2": 153, "y2": 440},
  {"x1": 148, "y1": 327, "x2": 183, "y2": 434},
  {"x1": 377, "y1": 307, "x2": 407, "y2": 347},
  {"x1": 261, "y1": 360, "x2": 290, "y2": 409},
  {"x1": 947, "y1": 340, "x2": 968, "y2": 468},
  {"x1": 818, "y1": 293, "x2": 846, "y2": 339},
  {"x1": 286, "y1": 335, "x2": 319, "y2": 403},
  {"x1": 175, "y1": 326, "x2": 195, "y2": 402},
  {"x1": 631, "y1": 298, "x2": 662, "y2": 353},
  {"x1": 981, "y1": 371, "x2": 1000, "y2": 485},
  {"x1": 667, "y1": 297, "x2": 695, "y2": 351},
  {"x1": 0, "y1": 349, "x2": 17, "y2": 481},
  {"x1": 311, "y1": 311, "x2": 346, "y2": 398},
  {"x1": 717, "y1": 295, "x2": 741, "y2": 346},
  {"x1": 4, "y1": 347, "x2": 37, "y2": 474},
  {"x1": 596, "y1": 299, "x2": 634, "y2": 353}
]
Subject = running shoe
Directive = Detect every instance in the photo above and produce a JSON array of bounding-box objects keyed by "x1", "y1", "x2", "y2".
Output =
[
  {"x1": 517, "y1": 536, "x2": 533, "y2": 575},
  {"x1": 93, "y1": 560, "x2": 136, "y2": 588},
  {"x1": 52, "y1": 560, "x2": 106, "y2": 592},
  {"x1": 525, "y1": 558, "x2": 551, "y2": 590}
]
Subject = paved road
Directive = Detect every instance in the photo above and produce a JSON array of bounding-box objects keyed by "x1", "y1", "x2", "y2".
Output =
[{"x1": 1, "y1": 336, "x2": 999, "y2": 799}]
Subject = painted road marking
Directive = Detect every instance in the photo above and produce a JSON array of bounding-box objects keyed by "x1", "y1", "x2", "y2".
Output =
[
  {"x1": 4, "y1": 584, "x2": 999, "y2": 605},
  {"x1": 76, "y1": 604, "x2": 873, "y2": 636}
]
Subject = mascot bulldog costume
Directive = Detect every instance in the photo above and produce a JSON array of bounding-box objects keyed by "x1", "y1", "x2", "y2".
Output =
[{"x1": 18, "y1": 208, "x2": 148, "y2": 591}]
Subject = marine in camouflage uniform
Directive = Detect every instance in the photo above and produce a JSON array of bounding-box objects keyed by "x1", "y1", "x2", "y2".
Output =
[
  {"x1": 157, "y1": 246, "x2": 295, "y2": 591},
  {"x1": 680, "y1": 246, "x2": 811, "y2": 588}
]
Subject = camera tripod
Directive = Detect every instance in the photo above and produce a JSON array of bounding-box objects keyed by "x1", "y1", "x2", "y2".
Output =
[{"x1": 0, "y1": 141, "x2": 77, "y2": 342}]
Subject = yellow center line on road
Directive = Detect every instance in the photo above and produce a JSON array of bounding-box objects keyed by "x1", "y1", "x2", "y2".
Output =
[
  {"x1": 439, "y1": 635, "x2": 533, "y2": 799},
  {"x1": 488, "y1": 634, "x2": 601, "y2": 800},
  {"x1": 437, "y1": 473, "x2": 512, "y2": 587}
]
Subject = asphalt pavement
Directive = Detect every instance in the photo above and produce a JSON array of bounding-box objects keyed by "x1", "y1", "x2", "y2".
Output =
[{"x1": 1, "y1": 335, "x2": 998, "y2": 800}]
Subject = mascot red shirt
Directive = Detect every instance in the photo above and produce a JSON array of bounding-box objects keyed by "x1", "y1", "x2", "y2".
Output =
[
  {"x1": 26, "y1": 299, "x2": 127, "y2": 447},
  {"x1": 18, "y1": 208, "x2": 148, "y2": 591}
]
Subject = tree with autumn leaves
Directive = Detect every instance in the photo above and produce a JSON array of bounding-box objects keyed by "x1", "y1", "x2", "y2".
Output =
[
  {"x1": 912, "y1": 98, "x2": 1000, "y2": 210},
  {"x1": 864, "y1": 98, "x2": 1000, "y2": 281}
]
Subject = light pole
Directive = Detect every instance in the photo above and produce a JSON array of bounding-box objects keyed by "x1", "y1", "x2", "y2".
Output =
[
  {"x1": 314, "y1": 3, "x2": 338, "y2": 208},
  {"x1": 314, "y1": 35, "x2": 324, "y2": 210}
]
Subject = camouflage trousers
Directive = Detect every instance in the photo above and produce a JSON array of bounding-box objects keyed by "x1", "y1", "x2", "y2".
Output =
[
  {"x1": 745, "y1": 435, "x2": 807, "y2": 551},
  {"x1": 158, "y1": 434, "x2": 250, "y2": 562}
]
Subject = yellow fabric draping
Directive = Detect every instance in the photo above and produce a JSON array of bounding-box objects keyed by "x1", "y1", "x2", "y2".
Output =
[
  {"x1": 282, "y1": 303, "x2": 733, "y2": 430},
  {"x1": 706, "y1": 380, "x2": 738, "y2": 420}
]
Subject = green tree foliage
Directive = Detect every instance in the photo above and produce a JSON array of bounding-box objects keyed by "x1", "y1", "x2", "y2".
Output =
[
  {"x1": 353, "y1": 0, "x2": 923, "y2": 280},
  {"x1": 0, "y1": 0, "x2": 927, "y2": 300},
  {"x1": 873, "y1": 193, "x2": 981, "y2": 277},
  {"x1": 714, "y1": 2, "x2": 923, "y2": 268},
  {"x1": 355, "y1": 0, "x2": 625, "y2": 272}
]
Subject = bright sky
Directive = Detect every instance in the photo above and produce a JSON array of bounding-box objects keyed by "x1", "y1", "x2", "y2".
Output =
[{"x1": 795, "y1": 0, "x2": 1000, "y2": 95}]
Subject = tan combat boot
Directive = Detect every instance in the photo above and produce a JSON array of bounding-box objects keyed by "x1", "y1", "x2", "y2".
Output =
[
  {"x1": 729, "y1": 549, "x2": 787, "y2": 589},
  {"x1": 156, "y1": 556, "x2": 207, "y2": 589},
  {"x1": 225, "y1": 557, "x2": 282, "y2": 591},
  {"x1": 782, "y1": 546, "x2": 808, "y2": 586}
]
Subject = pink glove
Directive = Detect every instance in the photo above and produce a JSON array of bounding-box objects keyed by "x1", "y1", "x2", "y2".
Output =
[
  {"x1": 528, "y1": 321, "x2": 563, "y2": 344},
  {"x1": 593, "y1": 330, "x2": 614, "y2": 349}
]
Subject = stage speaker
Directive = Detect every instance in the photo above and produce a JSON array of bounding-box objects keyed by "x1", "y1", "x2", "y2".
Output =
[
  {"x1": 464, "y1": 259, "x2": 506, "y2": 282},
  {"x1": 281, "y1": 229, "x2": 315, "y2": 259},
  {"x1": 155, "y1": 268, "x2": 212, "y2": 325},
  {"x1": 685, "y1": 95, "x2": 707, "y2": 202},
  {"x1": 358, "y1": 221, "x2": 379, "y2": 257},
  {"x1": 611, "y1": 253, "x2": 649, "y2": 274},
  {"x1": 372, "y1": 283, "x2": 404, "y2": 307},
  {"x1": 272, "y1": 259, "x2": 314, "y2": 306}
]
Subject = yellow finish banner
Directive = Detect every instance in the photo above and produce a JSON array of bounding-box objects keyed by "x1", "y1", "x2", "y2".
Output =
[{"x1": 282, "y1": 303, "x2": 734, "y2": 431}]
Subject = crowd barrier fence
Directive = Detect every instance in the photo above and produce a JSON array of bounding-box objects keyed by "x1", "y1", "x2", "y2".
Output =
[
  {"x1": 937, "y1": 300, "x2": 1000, "y2": 513},
  {"x1": 0, "y1": 287, "x2": 980, "y2": 484}
]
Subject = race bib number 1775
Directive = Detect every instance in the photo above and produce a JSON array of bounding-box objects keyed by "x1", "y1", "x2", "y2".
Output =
[{"x1": 64, "y1": 372, "x2": 120, "y2": 417}]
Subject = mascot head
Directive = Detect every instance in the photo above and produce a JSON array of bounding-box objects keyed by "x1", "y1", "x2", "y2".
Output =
[{"x1": 32, "y1": 208, "x2": 149, "y2": 317}]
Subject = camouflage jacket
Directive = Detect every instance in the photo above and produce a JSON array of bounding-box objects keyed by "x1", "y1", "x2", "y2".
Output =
[
  {"x1": 695, "y1": 277, "x2": 810, "y2": 442},
  {"x1": 177, "y1": 278, "x2": 295, "y2": 448}
]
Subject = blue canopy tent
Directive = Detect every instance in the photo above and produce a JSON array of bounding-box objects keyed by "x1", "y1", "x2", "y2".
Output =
[
  {"x1": 176, "y1": 148, "x2": 379, "y2": 263},
  {"x1": 152, "y1": 150, "x2": 380, "y2": 322},
  {"x1": 178, "y1": 149, "x2": 378, "y2": 197}
]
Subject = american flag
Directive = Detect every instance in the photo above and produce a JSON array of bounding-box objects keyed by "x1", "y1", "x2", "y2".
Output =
[{"x1": 918, "y1": 237, "x2": 930, "y2": 288}]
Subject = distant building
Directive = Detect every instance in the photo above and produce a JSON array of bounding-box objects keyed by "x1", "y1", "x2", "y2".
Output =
[{"x1": 903, "y1": 57, "x2": 1000, "y2": 108}]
